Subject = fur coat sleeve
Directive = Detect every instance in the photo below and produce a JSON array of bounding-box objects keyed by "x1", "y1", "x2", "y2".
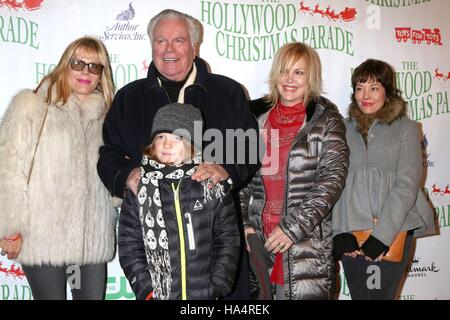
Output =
[{"x1": 0, "y1": 89, "x2": 46, "y2": 239}]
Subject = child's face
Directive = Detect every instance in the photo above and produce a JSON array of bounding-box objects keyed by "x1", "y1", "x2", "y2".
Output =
[{"x1": 153, "y1": 133, "x2": 186, "y2": 165}]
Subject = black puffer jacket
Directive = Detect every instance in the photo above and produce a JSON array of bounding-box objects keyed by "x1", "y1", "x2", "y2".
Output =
[
  {"x1": 119, "y1": 162, "x2": 240, "y2": 300},
  {"x1": 241, "y1": 96, "x2": 349, "y2": 299}
]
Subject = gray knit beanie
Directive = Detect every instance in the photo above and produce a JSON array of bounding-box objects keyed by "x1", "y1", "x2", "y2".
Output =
[{"x1": 151, "y1": 103, "x2": 203, "y2": 150}]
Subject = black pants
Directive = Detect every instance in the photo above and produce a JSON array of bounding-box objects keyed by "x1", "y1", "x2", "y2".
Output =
[
  {"x1": 22, "y1": 263, "x2": 106, "y2": 300},
  {"x1": 341, "y1": 232, "x2": 413, "y2": 300}
]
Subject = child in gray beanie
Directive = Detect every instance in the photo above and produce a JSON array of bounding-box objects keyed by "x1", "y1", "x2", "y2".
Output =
[{"x1": 118, "y1": 103, "x2": 240, "y2": 300}]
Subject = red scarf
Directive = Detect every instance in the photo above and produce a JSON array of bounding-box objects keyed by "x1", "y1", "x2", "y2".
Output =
[{"x1": 261, "y1": 101, "x2": 306, "y2": 285}]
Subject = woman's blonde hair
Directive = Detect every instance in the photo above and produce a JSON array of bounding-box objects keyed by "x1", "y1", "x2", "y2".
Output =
[
  {"x1": 265, "y1": 42, "x2": 322, "y2": 106},
  {"x1": 35, "y1": 36, "x2": 115, "y2": 110}
]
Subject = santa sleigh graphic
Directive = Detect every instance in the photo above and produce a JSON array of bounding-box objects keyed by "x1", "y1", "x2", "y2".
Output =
[
  {"x1": 0, "y1": 262, "x2": 26, "y2": 279},
  {"x1": 0, "y1": 0, "x2": 43, "y2": 11},
  {"x1": 433, "y1": 68, "x2": 450, "y2": 81},
  {"x1": 431, "y1": 184, "x2": 450, "y2": 196},
  {"x1": 339, "y1": 7, "x2": 357, "y2": 22},
  {"x1": 298, "y1": 2, "x2": 357, "y2": 22}
]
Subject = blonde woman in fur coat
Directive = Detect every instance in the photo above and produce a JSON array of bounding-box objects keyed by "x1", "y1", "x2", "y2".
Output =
[{"x1": 0, "y1": 36, "x2": 116, "y2": 300}]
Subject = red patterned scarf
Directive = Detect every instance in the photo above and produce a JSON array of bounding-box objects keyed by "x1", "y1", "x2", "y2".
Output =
[{"x1": 261, "y1": 101, "x2": 306, "y2": 285}]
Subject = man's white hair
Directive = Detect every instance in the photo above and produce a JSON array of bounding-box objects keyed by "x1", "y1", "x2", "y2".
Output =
[{"x1": 147, "y1": 9, "x2": 201, "y2": 46}]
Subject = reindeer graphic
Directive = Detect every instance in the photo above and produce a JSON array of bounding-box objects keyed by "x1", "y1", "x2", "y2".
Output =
[
  {"x1": 313, "y1": 4, "x2": 325, "y2": 17},
  {"x1": 432, "y1": 184, "x2": 442, "y2": 195},
  {"x1": 8, "y1": 263, "x2": 25, "y2": 279},
  {"x1": 326, "y1": 8, "x2": 340, "y2": 21},
  {"x1": 434, "y1": 68, "x2": 444, "y2": 79},
  {"x1": 298, "y1": 1, "x2": 311, "y2": 14},
  {"x1": 305, "y1": 3, "x2": 357, "y2": 23},
  {"x1": 0, "y1": 0, "x2": 43, "y2": 11},
  {"x1": 0, "y1": 262, "x2": 9, "y2": 274},
  {"x1": 443, "y1": 185, "x2": 450, "y2": 195},
  {"x1": 324, "y1": 6, "x2": 332, "y2": 19},
  {"x1": 141, "y1": 60, "x2": 149, "y2": 73},
  {"x1": 0, "y1": 262, "x2": 26, "y2": 279}
]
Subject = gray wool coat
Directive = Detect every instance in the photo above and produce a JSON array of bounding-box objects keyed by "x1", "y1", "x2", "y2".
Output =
[{"x1": 332, "y1": 101, "x2": 436, "y2": 247}]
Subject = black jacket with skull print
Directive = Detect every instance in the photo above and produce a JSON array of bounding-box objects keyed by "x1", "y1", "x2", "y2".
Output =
[{"x1": 118, "y1": 166, "x2": 240, "y2": 300}]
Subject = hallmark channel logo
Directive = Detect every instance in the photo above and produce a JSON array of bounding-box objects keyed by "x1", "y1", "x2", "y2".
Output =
[
  {"x1": 405, "y1": 257, "x2": 440, "y2": 278},
  {"x1": 395, "y1": 27, "x2": 443, "y2": 46},
  {"x1": 99, "y1": 2, "x2": 146, "y2": 41},
  {"x1": 0, "y1": 0, "x2": 43, "y2": 11}
]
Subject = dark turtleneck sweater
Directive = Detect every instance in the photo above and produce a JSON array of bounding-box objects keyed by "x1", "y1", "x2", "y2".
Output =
[{"x1": 156, "y1": 67, "x2": 193, "y2": 103}]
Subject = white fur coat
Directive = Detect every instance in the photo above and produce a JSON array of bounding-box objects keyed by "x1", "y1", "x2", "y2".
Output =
[{"x1": 0, "y1": 84, "x2": 116, "y2": 266}]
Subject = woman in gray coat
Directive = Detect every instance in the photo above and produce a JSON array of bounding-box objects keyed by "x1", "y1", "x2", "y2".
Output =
[
  {"x1": 241, "y1": 42, "x2": 349, "y2": 300},
  {"x1": 332, "y1": 59, "x2": 436, "y2": 300}
]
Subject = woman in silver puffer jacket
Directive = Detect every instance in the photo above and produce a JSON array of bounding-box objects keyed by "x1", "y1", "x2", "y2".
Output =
[{"x1": 241, "y1": 42, "x2": 349, "y2": 300}]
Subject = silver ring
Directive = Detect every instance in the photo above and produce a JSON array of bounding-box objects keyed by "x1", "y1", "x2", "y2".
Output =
[{"x1": 0, "y1": 250, "x2": 6, "y2": 256}]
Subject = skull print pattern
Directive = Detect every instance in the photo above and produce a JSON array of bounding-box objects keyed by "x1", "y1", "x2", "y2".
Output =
[{"x1": 136, "y1": 156, "x2": 200, "y2": 300}]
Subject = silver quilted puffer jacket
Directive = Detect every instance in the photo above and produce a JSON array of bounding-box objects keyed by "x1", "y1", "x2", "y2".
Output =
[{"x1": 241, "y1": 96, "x2": 349, "y2": 300}]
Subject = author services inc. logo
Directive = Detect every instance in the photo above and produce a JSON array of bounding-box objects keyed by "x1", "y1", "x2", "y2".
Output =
[{"x1": 99, "y1": 2, "x2": 146, "y2": 41}]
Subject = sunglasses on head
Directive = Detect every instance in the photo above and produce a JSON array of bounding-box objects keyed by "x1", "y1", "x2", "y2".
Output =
[{"x1": 69, "y1": 58, "x2": 104, "y2": 75}]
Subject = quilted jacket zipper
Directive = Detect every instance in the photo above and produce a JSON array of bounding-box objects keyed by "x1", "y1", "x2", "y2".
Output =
[{"x1": 172, "y1": 181, "x2": 187, "y2": 300}]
